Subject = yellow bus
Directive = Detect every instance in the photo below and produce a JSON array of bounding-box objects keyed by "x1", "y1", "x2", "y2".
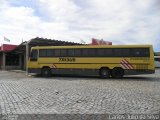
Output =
[{"x1": 28, "y1": 45, "x2": 155, "y2": 78}]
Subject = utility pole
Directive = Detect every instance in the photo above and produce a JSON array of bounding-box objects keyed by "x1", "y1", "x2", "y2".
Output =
[
  {"x1": 26, "y1": 39, "x2": 31, "y2": 75},
  {"x1": 26, "y1": 41, "x2": 29, "y2": 75}
]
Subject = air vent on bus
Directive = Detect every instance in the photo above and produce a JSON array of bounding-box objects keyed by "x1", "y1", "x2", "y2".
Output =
[
  {"x1": 130, "y1": 57, "x2": 149, "y2": 61},
  {"x1": 136, "y1": 65, "x2": 148, "y2": 69}
]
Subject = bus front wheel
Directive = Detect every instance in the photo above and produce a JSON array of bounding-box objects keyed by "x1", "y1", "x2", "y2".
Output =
[
  {"x1": 111, "y1": 67, "x2": 124, "y2": 78},
  {"x1": 42, "y1": 67, "x2": 51, "y2": 77},
  {"x1": 99, "y1": 68, "x2": 110, "y2": 78}
]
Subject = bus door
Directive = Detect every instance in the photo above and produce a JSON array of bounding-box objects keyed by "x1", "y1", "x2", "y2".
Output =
[{"x1": 29, "y1": 49, "x2": 38, "y2": 68}]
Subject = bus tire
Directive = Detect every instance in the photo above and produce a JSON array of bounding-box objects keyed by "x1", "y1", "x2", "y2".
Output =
[
  {"x1": 42, "y1": 67, "x2": 51, "y2": 77},
  {"x1": 111, "y1": 67, "x2": 124, "y2": 78},
  {"x1": 99, "y1": 68, "x2": 110, "y2": 78}
]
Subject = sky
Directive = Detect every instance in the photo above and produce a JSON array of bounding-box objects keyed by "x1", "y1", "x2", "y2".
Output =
[{"x1": 0, "y1": 0, "x2": 160, "y2": 51}]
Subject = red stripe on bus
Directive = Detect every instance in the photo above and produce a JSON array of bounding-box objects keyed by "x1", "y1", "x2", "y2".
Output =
[
  {"x1": 52, "y1": 64, "x2": 57, "y2": 68},
  {"x1": 121, "y1": 60, "x2": 131, "y2": 69},
  {"x1": 120, "y1": 60, "x2": 130, "y2": 69},
  {"x1": 123, "y1": 58, "x2": 134, "y2": 69},
  {"x1": 122, "y1": 59, "x2": 133, "y2": 69}
]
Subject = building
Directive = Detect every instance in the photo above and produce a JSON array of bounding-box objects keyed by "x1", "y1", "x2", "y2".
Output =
[
  {"x1": 91, "y1": 38, "x2": 112, "y2": 45},
  {"x1": 154, "y1": 52, "x2": 160, "y2": 68},
  {"x1": 0, "y1": 44, "x2": 22, "y2": 70},
  {"x1": 0, "y1": 37, "x2": 82, "y2": 70}
]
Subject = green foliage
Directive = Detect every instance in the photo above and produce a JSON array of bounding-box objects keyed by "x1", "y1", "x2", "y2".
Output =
[{"x1": 154, "y1": 52, "x2": 160, "y2": 56}]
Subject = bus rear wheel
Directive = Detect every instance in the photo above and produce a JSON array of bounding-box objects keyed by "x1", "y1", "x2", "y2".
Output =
[
  {"x1": 111, "y1": 67, "x2": 124, "y2": 78},
  {"x1": 99, "y1": 68, "x2": 110, "y2": 78},
  {"x1": 42, "y1": 67, "x2": 51, "y2": 77}
]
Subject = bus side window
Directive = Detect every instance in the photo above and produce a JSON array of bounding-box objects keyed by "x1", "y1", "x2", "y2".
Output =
[
  {"x1": 113, "y1": 49, "x2": 121, "y2": 57},
  {"x1": 104, "y1": 48, "x2": 113, "y2": 57},
  {"x1": 55, "y1": 49, "x2": 60, "y2": 57},
  {"x1": 97, "y1": 49, "x2": 105, "y2": 57},
  {"x1": 46, "y1": 49, "x2": 54, "y2": 57},
  {"x1": 68, "y1": 49, "x2": 74, "y2": 57},
  {"x1": 30, "y1": 50, "x2": 38, "y2": 61},
  {"x1": 60, "y1": 49, "x2": 67, "y2": 57},
  {"x1": 121, "y1": 48, "x2": 131, "y2": 57},
  {"x1": 143, "y1": 48, "x2": 150, "y2": 57},
  {"x1": 88, "y1": 49, "x2": 96, "y2": 57},
  {"x1": 131, "y1": 48, "x2": 149, "y2": 57},
  {"x1": 74, "y1": 49, "x2": 81, "y2": 57},
  {"x1": 39, "y1": 49, "x2": 47, "y2": 57},
  {"x1": 82, "y1": 49, "x2": 89, "y2": 57}
]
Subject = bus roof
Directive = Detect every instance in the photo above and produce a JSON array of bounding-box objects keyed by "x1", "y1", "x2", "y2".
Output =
[{"x1": 31, "y1": 45, "x2": 153, "y2": 49}]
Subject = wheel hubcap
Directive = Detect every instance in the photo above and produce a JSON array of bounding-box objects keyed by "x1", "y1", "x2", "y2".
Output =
[{"x1": 45, "y1": 71, "x2": 48, "y2": 75}]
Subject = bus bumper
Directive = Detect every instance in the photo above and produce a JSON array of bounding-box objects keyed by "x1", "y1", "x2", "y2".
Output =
[
  {"x1": 28, "y1": 68, "x2": 41, "y2": 74},
  {"x1": 124, "y1": 69, "x2": 155, "y2": 75}
]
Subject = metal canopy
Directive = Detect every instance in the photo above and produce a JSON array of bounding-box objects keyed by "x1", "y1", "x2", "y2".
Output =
[{"x1": 10, "y1": 37, "x2": 82, "y2": 54}]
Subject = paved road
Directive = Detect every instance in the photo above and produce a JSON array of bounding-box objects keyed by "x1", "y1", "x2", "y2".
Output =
[{"x1": 0, "y1": 69, "x2": 160, "y2": 119}]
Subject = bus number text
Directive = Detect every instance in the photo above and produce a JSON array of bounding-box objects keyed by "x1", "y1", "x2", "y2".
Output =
[{"x1": 59, "y1": 57, "x2": 76, "y2": 62}]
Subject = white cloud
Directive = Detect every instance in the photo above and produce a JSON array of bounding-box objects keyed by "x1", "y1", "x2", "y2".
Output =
[
  {"x1": 38, "y1": 0, "x2": 81, "y2": 22},
  {"x1": 0, "y1": 0, "x2": 159, "y2": 51}
]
